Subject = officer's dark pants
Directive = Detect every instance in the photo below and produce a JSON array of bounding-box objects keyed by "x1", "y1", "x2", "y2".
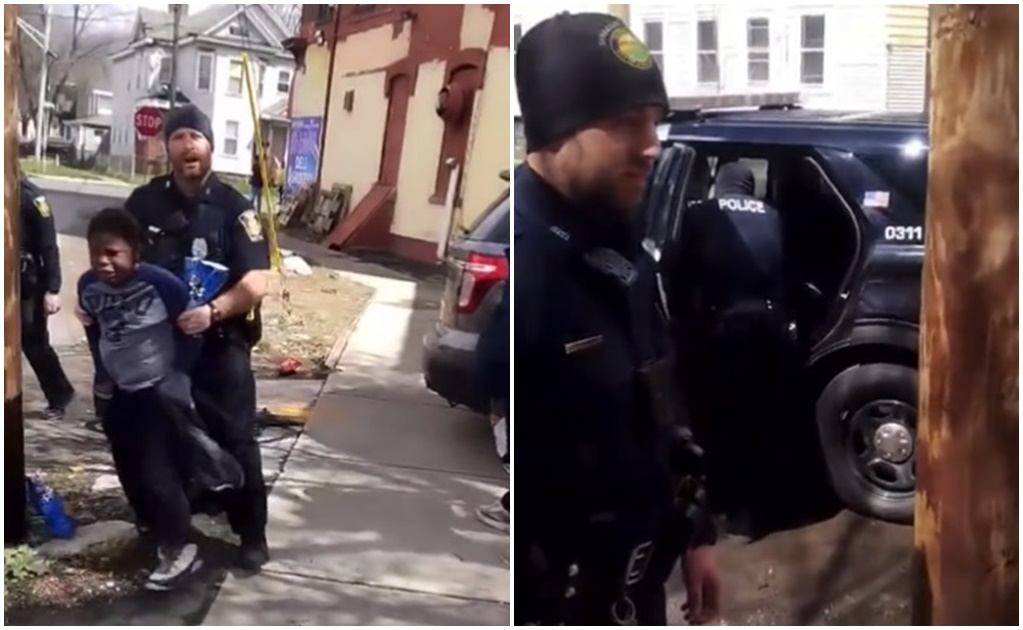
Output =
[
  {"x1": 191, "y1": 336, "x2": 267, "y2": 543},
  {"x1": 103, "y1": 385, "x2": 192, "y2": 549},
  {"x1": 21, "y1": 293, "x2": 74, "y2": 409},
  {"x1": 703, "y1": 312, "x2": 796, "y2": 515},
  {"x1": 516, "y1": 512, "x2": 682, "y2": 625}
]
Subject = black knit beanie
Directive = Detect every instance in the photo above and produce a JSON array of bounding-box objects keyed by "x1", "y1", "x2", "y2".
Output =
[
  {"x1": 515, "y1": 12, "x2": 670, "y2": 152},
  {"x1": 163, "y1": 104, "x2": 214, "y2": 146}
]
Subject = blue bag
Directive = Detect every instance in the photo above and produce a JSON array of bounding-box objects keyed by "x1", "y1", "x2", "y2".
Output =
[{"x1": 182, "y1": 257, "x2": 229, "y2": 308}]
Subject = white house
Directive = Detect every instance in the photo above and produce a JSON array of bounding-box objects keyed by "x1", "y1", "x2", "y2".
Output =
[
  {"x1": 513, "y1": 3, "x2": 929, "y2": 115},
  {"x1": 108, "y1": 5, "x2": 295, "y2": 176}
]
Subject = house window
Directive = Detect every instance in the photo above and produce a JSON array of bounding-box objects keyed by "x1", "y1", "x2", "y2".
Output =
[
  {"x1": 277, "y1": 70, "x2": 291, "y2": 94},
  {"x1": 315, "y1": 5, "x2": 332, "y2": 22},
  {"x1": 196, "y1": 52, "x2": 214, "y2": 92},
  {"x1": 801, "y1": 15, "x2": 826, "y2": 84},
  {"x1": 228, "y1": 22, "x2": 250, "y2": 38},
  {"x1": 747, "y1": 18, "x2": 770, "y2": 84},
  {"x1": 643, "y1": 21, "x2": 664, "y2": 71},
  {"x1": 227, "y1": 60, "x2": 244, "y2": 96},
  {"x1": 696, "y1": 20, "x2": 719, "y2": 84},
  {"x1": 158, "y1": 55, "x2": 172, "y2": 85},
  {"x1": 513, "y1": 23, "x2": 522, "y2": 49},
  {"x1": 224, "y1": 121, "x2": 240, "y2": 156}
]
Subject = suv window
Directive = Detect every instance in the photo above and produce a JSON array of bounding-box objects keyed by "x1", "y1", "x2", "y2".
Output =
[
  {"x1": 466, "y1": 191, "x2": 510, "y2": 244},
  {"x1": 818, "y1": 148, "x2": 923, "y2": 227},
  {"x1": 858, "y1": 152, "x2": 928, "y2": 211}
]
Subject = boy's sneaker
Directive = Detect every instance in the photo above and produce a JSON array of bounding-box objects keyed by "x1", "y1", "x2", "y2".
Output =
[
  {"x1": 145, "y1": 543, "x2": 201, "y2": 591},
  {"x1": 476, "y1": 499, "x2": 510, "y2": 533},
  {"x1": 41, "y1": 392, "x2": 75, "y2": 420}
]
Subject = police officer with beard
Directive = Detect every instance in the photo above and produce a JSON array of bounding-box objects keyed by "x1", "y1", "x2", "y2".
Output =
[
  {"x1": 20, "y1": 177, "x2": 76, "y2": 419},
  {"x1": 676, "y1": 161, "x2": 796, "y2": 536},
  {"x1": 515, "y1": 13, "x2": 720, "y2": 625},
  {"x1": 124, "y1": 105, "x2": 271, "y2": 572}
]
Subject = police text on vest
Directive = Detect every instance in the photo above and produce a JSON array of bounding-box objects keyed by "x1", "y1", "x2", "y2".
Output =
[{"x1": 718, "y1": 198, "x2": 766, "y2": 213}]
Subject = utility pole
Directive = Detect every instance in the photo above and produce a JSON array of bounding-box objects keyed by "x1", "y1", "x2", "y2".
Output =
[
  {"x1": 33, "y1": 4, "x2": 49, "y2": 162},
  {"x1": 169, "y1": 4, "x2": 181, "y2": 110},
  {"x1": 913, "y1": 4, "x2": 1018, "y2": 626},
  {"x1": 5, "y1": 3, "x2": 27, "y2": 546}
]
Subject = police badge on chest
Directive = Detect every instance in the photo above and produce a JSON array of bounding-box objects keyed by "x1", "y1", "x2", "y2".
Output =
[{"x1": 192, "y1": 237, "x2": 208, "y2": 260}]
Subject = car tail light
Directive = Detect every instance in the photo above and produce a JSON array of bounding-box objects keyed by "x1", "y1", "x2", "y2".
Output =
[{"x1": 456, "y1": 252, "x2": 508, "y2": 314}]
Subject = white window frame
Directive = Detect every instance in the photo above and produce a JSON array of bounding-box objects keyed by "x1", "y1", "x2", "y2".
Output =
[
  {"x1": 224, "y1": 121, "x2": 240, "y2": 156},
  {"x1": 746, "y1": 18, "x2": 770, "y2": 84},
  {"x1": 227, "y1": 60, "x2": 244, "y2": 96},
  {"x1": 696, "y1": 20, "x2": 719, "y2": 85},
  {"x1": 158, "y1": 55, "x2": 172, "y2": 85},
  {"x1": 276, "y1": 69, "x2": 291, "y2": 94},
  {"x1": 800, "y1": 15, "x2": 826, "y2": 85},
  {"x1": 228, "y1": 21, "x2": 250, "y2": 38},
  {"x1": 196, "y1": 52, "x2": 214, "y2": 92},
  {"x1": 642, "y1": 21, "x2": 665, "y2": 71}
]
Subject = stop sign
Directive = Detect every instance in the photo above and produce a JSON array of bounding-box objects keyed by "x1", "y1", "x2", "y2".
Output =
[{"x1": 134, "y1": 106, "x2": 164, "y2": 138}]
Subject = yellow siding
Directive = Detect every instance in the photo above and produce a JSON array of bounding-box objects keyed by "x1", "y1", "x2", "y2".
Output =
[
  {"x1": 606, "y1": 4, "x2": 631, "y2": 23},
  {"x1": 459, "y1": 47, "x2": 511, "y2": 230},
  {"x1": 391, "y1": 61, "x2": 447, "y2": 243},
  {"x1": 320, "y1": 71, "x2": 388, "y2": 208},
  {"x1": 886, "y1": 4, "x2": 930, "y2": 48},
  {"x1": 461, "y1": 4, "x2": 496, "y2": 49},
  {"x1": 334, "y1": 21, "x2": 412, "y2": 75},
  {"x1": 290, "y1": 45, "x2": 330, "y2": 118}
]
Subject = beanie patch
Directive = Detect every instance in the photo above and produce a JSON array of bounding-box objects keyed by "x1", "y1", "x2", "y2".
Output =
[{"x1": 601, "y1": 23, "x2": 653, "y2": 71}]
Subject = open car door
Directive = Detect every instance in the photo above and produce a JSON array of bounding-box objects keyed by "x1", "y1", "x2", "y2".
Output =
[{"x1": 639, "y1": 143, "x2": 698, "y2": 270}]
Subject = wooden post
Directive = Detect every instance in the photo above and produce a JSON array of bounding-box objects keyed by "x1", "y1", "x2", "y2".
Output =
[
  {"x1": 4, "y1": 3, "x2": 27, "y2": 545},
  {"x1": 914, "y1": 4, "x2": 1019, "y2": 625}
]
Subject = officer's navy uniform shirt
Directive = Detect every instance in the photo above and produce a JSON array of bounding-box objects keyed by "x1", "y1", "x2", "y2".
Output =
[
  {"x1": 125, "y1": 174, "x2": 271, "y2": 328},
  {"x1": 515, "y1": 165, "x2": 675, "y2": 544},
  {"x1": 20, "y1": 178, "x2": 62, "y2": 295}
]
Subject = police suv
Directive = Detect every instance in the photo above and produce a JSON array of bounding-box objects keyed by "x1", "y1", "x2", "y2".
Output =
[{"x1": 645, "y1": 93, "x2": 927, "y2": 524}]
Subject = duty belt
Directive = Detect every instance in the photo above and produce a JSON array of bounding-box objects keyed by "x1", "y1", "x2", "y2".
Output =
[
  {"x1": 527, "y1": 540, "x2": 654, "y2": 625},
  {"x1": 610, "y1": 540, "x2": 655, "y2": 625}
]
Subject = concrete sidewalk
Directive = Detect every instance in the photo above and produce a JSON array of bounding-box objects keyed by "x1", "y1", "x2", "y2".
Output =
[{"x1": 204, "y1": 271, "x2": 510, "y2": 625}]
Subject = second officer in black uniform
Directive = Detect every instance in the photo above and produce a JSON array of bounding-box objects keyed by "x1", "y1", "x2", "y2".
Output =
[
  {"x1": 20, "y1": 176, "x2": 76, "y2": 419},
  {"x1": 676, "y1": 161, "x2": 797, "y2": 535},
  {"x1": 515, "y1": 13, "x2": 721, "y2": 625},
  {"x1": 124, "y1": 105, "x2": 271, "y2": 572}
]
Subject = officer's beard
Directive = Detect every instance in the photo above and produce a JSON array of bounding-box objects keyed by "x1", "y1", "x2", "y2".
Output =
[
  {"x1": 172, "y1": 153, "x2": 212, "y2": 194},
  {"x1": 564, "y1": 173, "x2": 638, "y2": 228}
]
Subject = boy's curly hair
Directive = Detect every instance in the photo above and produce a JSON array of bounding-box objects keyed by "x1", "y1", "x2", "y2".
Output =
[{"x1": 86, "y1": 207, "x2": 142, "y2": 252}]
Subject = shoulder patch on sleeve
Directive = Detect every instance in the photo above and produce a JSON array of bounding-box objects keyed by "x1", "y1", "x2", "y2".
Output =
[
  {"x1": 238, "y1": 209, "x2": 265, "y2": 242},
  {"x1": 33, "y1": 196, "x2": 51, "y2": 218}
]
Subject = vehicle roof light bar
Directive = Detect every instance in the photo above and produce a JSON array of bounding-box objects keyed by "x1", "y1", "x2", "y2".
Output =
[{"x1": 664, "y1": 91, "x2": 803, "y2": 122}]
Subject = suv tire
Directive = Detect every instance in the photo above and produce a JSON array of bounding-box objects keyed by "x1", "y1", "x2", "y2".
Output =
[{"x1": 816, "y1": 363, "x2": 918, "y2": 524}]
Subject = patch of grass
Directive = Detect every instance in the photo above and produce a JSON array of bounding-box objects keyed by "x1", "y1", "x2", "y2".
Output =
[
  {"x1": 4, "y1": 546, "x2": 50, "y2": 607},
  {"x1": 20, "y1": 158, "x2": 105, "y2": 181}
]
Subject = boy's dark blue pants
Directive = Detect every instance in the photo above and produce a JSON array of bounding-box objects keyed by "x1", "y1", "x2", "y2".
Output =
[{"x1": 102, "y1": 381, "x2": 193, "y2": 549}]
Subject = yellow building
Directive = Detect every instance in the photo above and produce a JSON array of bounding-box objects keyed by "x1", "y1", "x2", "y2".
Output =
[{"x1": 288, "y1": 4, "x2": 510, "y2": 263}]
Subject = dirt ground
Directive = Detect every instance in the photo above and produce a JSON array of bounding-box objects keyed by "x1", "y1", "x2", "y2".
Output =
[
  {"x1": 664, "y1": 511, "x2": 914, "y2": 625},
  {"x1": 252, "y1": 267, "x2": 373, "y2": 376}
]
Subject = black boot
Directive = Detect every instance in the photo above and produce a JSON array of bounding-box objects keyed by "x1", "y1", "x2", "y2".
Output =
[{"x1": 238, "y1": 536, "x2": 269, "y2": 573}]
